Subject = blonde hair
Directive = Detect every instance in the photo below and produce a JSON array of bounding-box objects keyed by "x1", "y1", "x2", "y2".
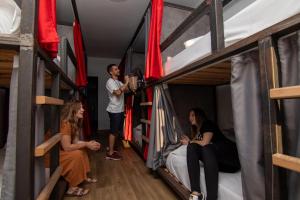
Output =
[{"x1": 60, "y1": 100, "x2": 83, "y2": 137}]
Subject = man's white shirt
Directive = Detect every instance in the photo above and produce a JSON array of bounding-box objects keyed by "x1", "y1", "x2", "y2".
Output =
[{"x1": 106, "y1": 78, "x2": 124, "y2": 113}]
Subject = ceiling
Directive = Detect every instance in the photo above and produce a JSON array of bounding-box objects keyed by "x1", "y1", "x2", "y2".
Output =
[
  {"x1": 57, "y1": 0, "x2": 150, "y2": 59},
  {"x1": 56, "y1": 0, "x2": 202, "y2": 59}
]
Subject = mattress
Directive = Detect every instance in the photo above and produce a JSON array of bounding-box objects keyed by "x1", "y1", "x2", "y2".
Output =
[
  {"x1": 0, "y1": 0, "x2": 21, "y2": 35},
  {"x1": 164, "y1": 0, "x2": 300, "y2": 75},
  {"x1": 166, "y1": 145, "x2": 243, "y2": 200}
]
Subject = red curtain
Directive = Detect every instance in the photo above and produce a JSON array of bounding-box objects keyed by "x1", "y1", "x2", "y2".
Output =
[
  {"x1": 74, "y1": 20, "x2": 88, "y2": 87},
  {"x1": 143, "y1": 0, "x2": 164, "y2": 160},
  {"x1": 145, "y1": 0, "x2": 164, "y2": 80},
  {"x1": 124, "y1": 96, "x2": 133, "y2": 141},
  {"x1": 38, "y1": 0, "x2": 59, "y2": 59}
]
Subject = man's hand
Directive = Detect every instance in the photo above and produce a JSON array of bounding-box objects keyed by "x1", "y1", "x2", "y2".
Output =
[{"x1": 124, "y1": 75, "x2": 129, "y2": 85}]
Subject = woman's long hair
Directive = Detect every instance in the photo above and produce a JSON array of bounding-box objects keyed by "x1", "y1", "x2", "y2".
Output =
[
  {"x1": 189, "y1": 108, "x2": 207, "y2": 138},
  {"x1": 60, "y1": 100, "x2": 83, "y2": 136}
]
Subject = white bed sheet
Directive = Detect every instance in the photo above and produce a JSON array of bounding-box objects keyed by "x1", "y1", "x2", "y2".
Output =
[
  {"x1": 164, "y1": 0, "x2": 300, "y2": 75},
  {"x1": 0, "y1": 0, "x2": 21, "y2": 35},
  {"x1": 166, "y1": 145, "x2": 243, "y2": 200}
]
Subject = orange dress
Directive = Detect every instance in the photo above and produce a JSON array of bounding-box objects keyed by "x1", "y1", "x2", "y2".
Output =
[{"x1": 60, "y1": 121, "x2": 90, "y2": 187}]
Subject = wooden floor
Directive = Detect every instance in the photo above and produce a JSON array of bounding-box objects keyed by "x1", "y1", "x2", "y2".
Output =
[{"x1": 64, "y1": 133, "x2": 178, "y2": 200}]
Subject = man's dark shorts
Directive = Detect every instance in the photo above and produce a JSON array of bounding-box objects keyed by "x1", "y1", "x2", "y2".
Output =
[{"x1": 108, "y1": 112, "x2": 124, "y2": 137}]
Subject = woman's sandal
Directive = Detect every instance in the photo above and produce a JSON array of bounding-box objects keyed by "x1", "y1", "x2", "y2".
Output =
[
  {"x1": 85, "y1": 177, "x2": 98, "y2": 183},
  {"x1": 65, "y1": 187, "x2": 89, "y2": 197}
]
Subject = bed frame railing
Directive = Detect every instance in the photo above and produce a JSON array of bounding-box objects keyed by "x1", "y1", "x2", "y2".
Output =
[
  {"x1": 160, "y1": 0, "x2": 231, "y2": 53},
  {"x1": 147, "y1": 1, "x2": 300, "y2": 199},
  {"x1": 0, "y1": 0, "x2": 85, "y2": 199}
]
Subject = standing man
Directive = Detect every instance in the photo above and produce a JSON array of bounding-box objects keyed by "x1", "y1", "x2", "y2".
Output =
[{"x1": 105, "y1": 64, "x2": 129, "y2": 160}]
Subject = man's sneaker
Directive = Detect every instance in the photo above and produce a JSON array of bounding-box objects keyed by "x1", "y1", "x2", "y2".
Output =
[
  {"x1": 105, "y1": 152, "x2": 121, "y2": 161},
  {"x1": 189, "y1": 193, "x2": 205, "y2": 200}
]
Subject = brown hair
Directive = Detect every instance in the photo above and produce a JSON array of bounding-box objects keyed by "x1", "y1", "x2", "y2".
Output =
[
  {"x1": 189, "y1": 108, "x2": 207, "y2": 138},
  {"x1": 60, "y1": 100, "x2": 83, "y2": 137}
]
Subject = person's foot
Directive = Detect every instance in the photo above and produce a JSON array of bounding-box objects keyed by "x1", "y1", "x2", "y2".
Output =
[
  {"x1": 65, "y1": 187, "x2": 89, "y2": 197},
  {"x1": 105, "y1": 152, "x2": 122, "y2": 160},
  {"x1": 85, "y1": 177, "x2": 98, "y2": 183},
  {"x1": 189, "y1": 192, "x2": 205, "y2": 200}
]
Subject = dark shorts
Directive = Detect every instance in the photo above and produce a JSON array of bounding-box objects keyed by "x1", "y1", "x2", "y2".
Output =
[{"x1": 108, "y1": 112, "x2": 124, "y2": 137}]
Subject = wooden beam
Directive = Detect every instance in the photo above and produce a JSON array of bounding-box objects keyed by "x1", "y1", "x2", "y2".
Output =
[
  {"x1": 270, "y1": 86, "x2": 300, "y2": 99},
  {"x1": 157, "y1": 168, "x2": 190, "y2": 200},
  {"x1": 141, "y1": 119, "x2": 151, "y2": 125},
  {"x1": 35, "y1": 134, "x2": 61, "y2": 157},
  {"x1": 36, "y1": 96, "x2": 64, "y2": 105},
  {"x1": 273, "y1": 153, "x2": 300, "y2": 173},
  {"x1": 140, "y1": 102, "x2": 152, "y2": 106},
  {"x1": 36, "y1": 167, "x2": 62, "y2": 200}
]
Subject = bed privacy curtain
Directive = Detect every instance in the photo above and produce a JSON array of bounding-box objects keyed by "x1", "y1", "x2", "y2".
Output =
[
  {"x1": 231, "y1": 51, "x2": 266, "y2": 200},
  {"x1": 38, "y1": 0, "x2": 59, "y2": 59},
  {"x1": 277, "y1": 31, "x2": 300, "y2": 200},
  {"x1": 144, "y1": 0, "x2": 164, "y2": 159},
  {"x1": 1, "y1": 56, "x2": 19, "y2": 200},
  {"x1": 146, "y1": 84, "x2": 182, "y2": 170}
]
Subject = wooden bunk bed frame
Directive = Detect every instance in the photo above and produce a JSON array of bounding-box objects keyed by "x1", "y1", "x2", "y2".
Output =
[
  {"x1": 0, "y1": 0, "x2": 85, "y2": 199},
  {"x1": 142, "y1": 0, "x2": 300, "y2": 200}
]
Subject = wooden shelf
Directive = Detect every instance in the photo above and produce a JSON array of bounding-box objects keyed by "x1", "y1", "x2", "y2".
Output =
[
  {"x1": 140, "y1": 119, "x2": 151, "y2": 125},
  {"x1": 140, "y1": 102, "x2": 152, "y2": 106},
  {"x1": 270, "y1": 86, "x2": 300, "y2": 99},
  {"x1": 36, "y1": 96, "x2": 64, "y2": 105},
  {"x1": 142, "y1": 135, "x2": 149, "y2": 143},
  {"x1": 36, "y1": 166, "x2": 62, "y2": 200},
  {"x1": 273, "y1": 153, "x2": 300, "y2": 173},
  {"x1": 35, "y1": 134, "x2": 61, "y2": 157}
]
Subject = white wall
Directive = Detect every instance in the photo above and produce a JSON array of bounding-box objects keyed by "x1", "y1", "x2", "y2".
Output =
[{"x1": 88, "y1": 57, "x2": 121, "y2": 130}]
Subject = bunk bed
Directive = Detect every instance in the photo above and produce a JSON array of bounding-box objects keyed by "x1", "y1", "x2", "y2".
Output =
[
  {"x1": 0, "y1": 0, "x2": 84, "y2": 199},
  {"x1": 163, "y1": 0, "x2": 300, "y2": 76},
  {"x1": 144, "y1": 0, "x2": 300, "y2": 200}
]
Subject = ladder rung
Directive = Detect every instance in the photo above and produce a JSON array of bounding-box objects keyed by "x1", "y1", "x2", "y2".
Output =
[
  {"x1": 272, "y1": 153, "x2": 300, "y2": 173},
  {"x1": 35, "y1": 134, "x2": 61, "y2": 157},
  {"x1": 36, "y1": 96, "x2": 64, "y2": 105},
  {"x1": 140, "y1": 102, "x2": 152, "y2": 106},
  {"x1": 142, "y1": 135, "x2": 149, "y2": 143},
  {"x1": 270, "y1": 86, "x2": 300, "y2": 99},
  {"x1": 141, "y1": 119, "x2": 151, "y2": 125},
  {"x1": 36, "y1": 166, "x2": 62, "y2": 200}
]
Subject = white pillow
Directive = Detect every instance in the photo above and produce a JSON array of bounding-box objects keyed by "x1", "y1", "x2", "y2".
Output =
[
  {"x1": 183, "y1": 36, "x2": 203, "y2": 49},
  {"x1": 0, "y1": 0, "x2": 21, "y2": 35}
]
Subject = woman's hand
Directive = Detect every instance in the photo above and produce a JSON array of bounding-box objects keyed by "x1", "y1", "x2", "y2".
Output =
[
  {"x1": 86, "y1": 140, "x2": 101, "y2": 151},
  {"x1": 190, "y1": 140, "x2": 206, "y2": 146},
  {"x1": 180, "y1": 135, "x2": 190, "y2": 145}
]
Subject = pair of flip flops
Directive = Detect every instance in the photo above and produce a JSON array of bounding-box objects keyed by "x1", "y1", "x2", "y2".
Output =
[
  {"x1": 65, "y1": 178, "x2": 97, "y2": 197},
  {"x1": 66, "y1": 187, "x2": 89, "y2": 197},
  {"x1": 85, "y1": 177, "x2": 98, "y2": 183}
]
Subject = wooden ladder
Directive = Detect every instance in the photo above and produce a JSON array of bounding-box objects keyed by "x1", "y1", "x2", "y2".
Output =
[{"x1": 259, "y1": 37, "x2": 300, "y2": 200}]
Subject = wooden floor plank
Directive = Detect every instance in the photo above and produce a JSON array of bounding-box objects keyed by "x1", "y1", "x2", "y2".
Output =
[{"x1": 63, "y1": 134, "x2": 177, "y2": 200}]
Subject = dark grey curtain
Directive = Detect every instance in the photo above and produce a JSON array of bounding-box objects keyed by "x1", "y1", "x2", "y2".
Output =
[
  {"x1": 231, "y1": 51, "x2": 266, "y2": 200},
  {"x1": 146, "y1": 84, "x2": 183, "y2": 170},
  {"x1": 277, "y1": 31, "x2": 300, "y2": 200},
  {"x1": 124, "y1": 47, "x2": 133, "y2": 75},
  {"x1": 1, "y1": 56, "x2": 19, "y2": 200}
]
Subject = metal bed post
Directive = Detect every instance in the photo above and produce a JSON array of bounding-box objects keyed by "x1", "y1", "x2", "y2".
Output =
[{"x1": 15, "y1": 0, "x2": 38, "y2": 199}]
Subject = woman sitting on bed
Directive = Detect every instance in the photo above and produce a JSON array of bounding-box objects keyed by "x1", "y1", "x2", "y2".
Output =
[
  {"x1": 60, "y1": 100, "x2": 101, "y2": 196},
  {"x1": 180, "y1": 108, "x2": 240, "y2": 200}
]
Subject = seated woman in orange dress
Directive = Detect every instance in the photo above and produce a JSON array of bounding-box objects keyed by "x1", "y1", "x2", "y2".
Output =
[{"x1": 60, "y1": 100, "x2": 101, "y2": 196}]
